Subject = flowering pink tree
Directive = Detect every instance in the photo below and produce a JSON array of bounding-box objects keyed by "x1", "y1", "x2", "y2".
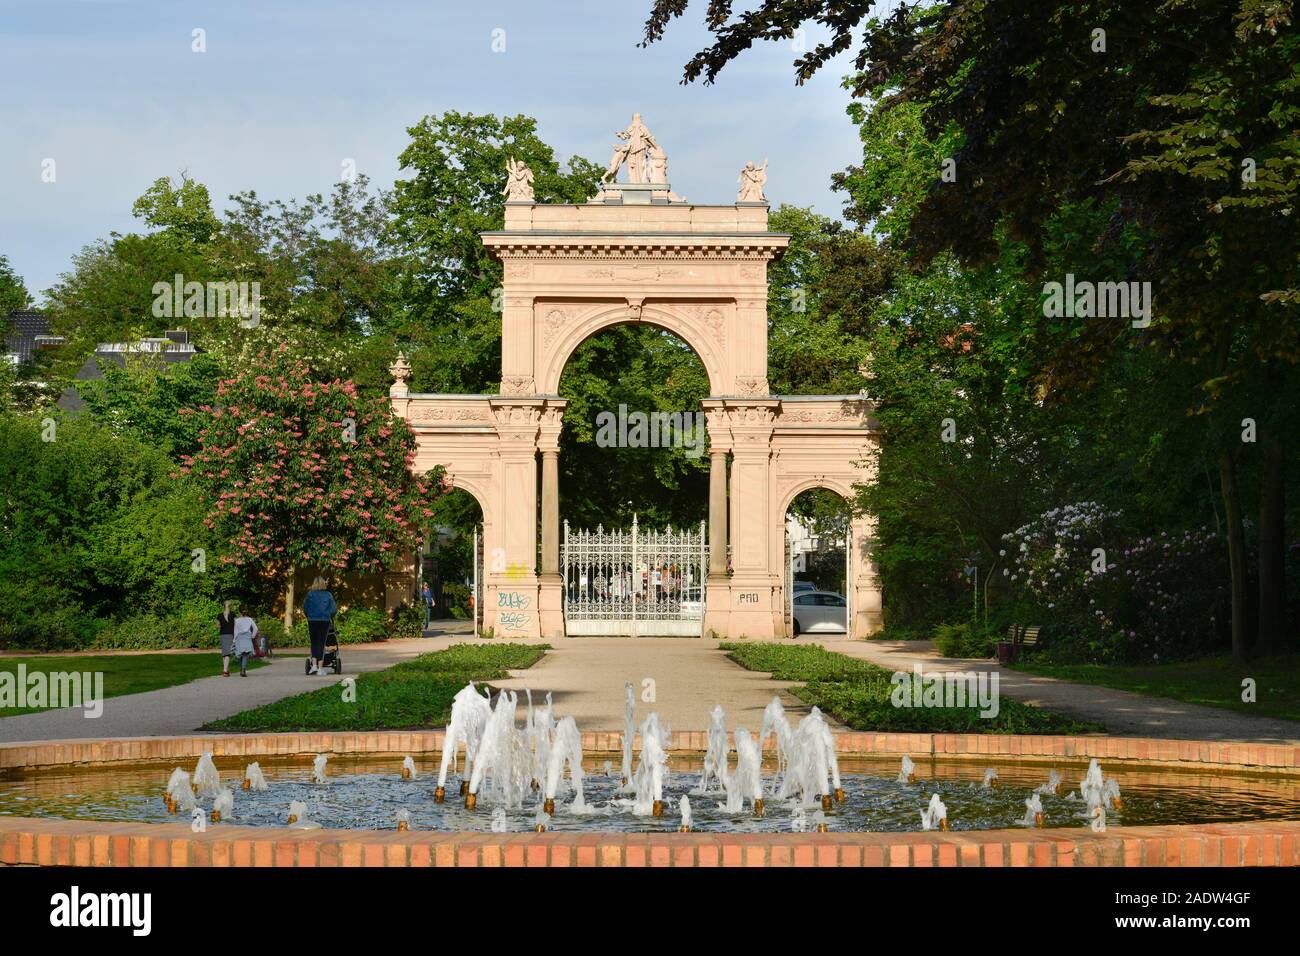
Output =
[{"x1": 179, "y1": 345, "x2": 442, "y2": 625}]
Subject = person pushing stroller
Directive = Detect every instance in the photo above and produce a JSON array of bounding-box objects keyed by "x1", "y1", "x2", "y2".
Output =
[{"x1": 303, "y1": 577, "x2": 337, "y2": 676}]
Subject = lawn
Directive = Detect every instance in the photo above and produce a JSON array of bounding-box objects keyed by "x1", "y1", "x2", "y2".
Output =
[
  {"x1": 722, "y1": 642, "x2": 1103, "y2": 734},
  {"x1": 203, "y1": 642, "x2": 548, "y2": 732},
  {"x1": 0, "y1": 653, "x2": 267, "y2": 717},
  {"x1": 1013, "y1": 654, "x2": 1300, "y2": 723}
]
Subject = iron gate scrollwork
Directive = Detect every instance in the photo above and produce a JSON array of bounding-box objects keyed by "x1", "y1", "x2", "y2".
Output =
[{"x1": 562, "y1": 515, "x2": 708, "y2": 636}]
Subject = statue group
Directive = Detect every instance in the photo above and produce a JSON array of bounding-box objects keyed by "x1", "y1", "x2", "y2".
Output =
[
  {"x1": 503, "y1": 114, "x2": 769, "y2": 205},
  {"x1": 602, "y1": 112, "x2": 668, "y2": 185}
]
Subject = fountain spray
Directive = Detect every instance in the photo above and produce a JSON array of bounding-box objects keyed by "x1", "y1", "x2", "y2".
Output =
[
  {"x1": 243, "y1": 762, "x2": 268, "y2": 792},
  {"x1": 193, "y1": 752, "x2": 221, "y2": 798},
  {"x1": 678, "y1": 795, "x2": 692, "y2": 832},
  {"x1": 620, "y1": 681, "x2": 635, "y2": 788},
  {"x1": 919, "y1": 793, "x2": 948, "y2": 831},
  {"x1": 312, "y1": 754, "x2": 329, "y2": 784},
  {"x1": 211, "y1": 787, "x2": 234, "y2": 823},
  {"x1": 402, "y1": 756, "x2": 417, "y2": 780},
  {"x1": 543, "y1": 715, "x2": 585, "y2": 815},
  {"x1": 436, "y1": 683, "x2": 492, "y2": 803},
  {"x1": 700, "y1": 704, "x2": 731, "y2": 794}
]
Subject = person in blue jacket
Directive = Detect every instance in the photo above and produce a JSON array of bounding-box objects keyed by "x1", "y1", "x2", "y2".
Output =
[{"x1": 303, "y1": 576, "x2": 337, "y2": 675}]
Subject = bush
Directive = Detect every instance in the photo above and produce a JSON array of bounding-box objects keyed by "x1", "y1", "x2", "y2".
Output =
[
  {"x1": 93, "y1": 599, "x2": 223, "y2": 650},
  {"x1": 441, "y1": 582, "x2": 471, "y2": 619},
  {"x1": 335, "y1": 607, "x2": 388, "y2": 644},
  {"x1": 387, "y1": 601, "x2": 425, "y2": 638},
  {"x1": 932, "y1": 621, "x2": 998, "y2": 658}
]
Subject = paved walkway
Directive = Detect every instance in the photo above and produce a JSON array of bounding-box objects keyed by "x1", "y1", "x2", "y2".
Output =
[
  {"x1": 0, "y1": 623, "x2": 482, "y2": 742},
  {"x1": 812, "y1": 636, "x2": 1300, "y2": 744},
  {"x1": 492, "y1": 638, "x2": 821, "y2": 732}
]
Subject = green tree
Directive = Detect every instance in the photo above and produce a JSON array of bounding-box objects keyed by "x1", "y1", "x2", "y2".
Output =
[{"x1": 0, "y1": 254, "x2": 31, "y2": 320}]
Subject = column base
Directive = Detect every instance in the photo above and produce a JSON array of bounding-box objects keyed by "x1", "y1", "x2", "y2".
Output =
[
  {"x1": 703, "y1": 575, "x2": 778, "y2": 640},
  {"x1": 483, "y1": 574, "x2": 542, "y2": 639},
  {"x1": 538, "y1": 572, "x2": 565, "y2": 640}
]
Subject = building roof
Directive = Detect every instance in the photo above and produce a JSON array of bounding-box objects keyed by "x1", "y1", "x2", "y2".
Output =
[{"x1": 3, "y1": 310, "x2": 65, "y2": 365}]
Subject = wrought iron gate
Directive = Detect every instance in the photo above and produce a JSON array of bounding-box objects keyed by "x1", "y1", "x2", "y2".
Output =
[{"x1": 562, "y1": 515, "x2": 708, "y2": 636}]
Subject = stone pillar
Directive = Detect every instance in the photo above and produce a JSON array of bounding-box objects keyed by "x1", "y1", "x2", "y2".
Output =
[
  {"x1": 725, "y1": 400, "x2": 780, "y2": 639},
  {"x1": 487, "y1": 397, "x2": 544, "y2": 638},
  {"x1": 537, "y1": 399, "x2": 567, "y2": 639},
  {"x1": 708, "y1": 449, "x2": 728, "y2": 577}
]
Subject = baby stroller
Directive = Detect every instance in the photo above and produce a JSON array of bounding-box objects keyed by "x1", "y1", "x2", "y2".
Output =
[{"x1": 305, "y1": 618, "x2": 342, "y2": 674}]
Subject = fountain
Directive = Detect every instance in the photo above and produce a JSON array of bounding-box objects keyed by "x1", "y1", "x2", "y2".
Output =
[
  {"x1": 466, "y1": 689, "x2": 523, "y2": 809},
  {"x1": 1021, "y1": 794, "x2": 1045, "y2": 827},
  {"x1": 435, "y1": 683, "x2": 492, "y2": 803},
  {"x1": 982, "y1": 768, "x2": 999, "y2": 789},
  {"x1": 630, "y1": 712, "x2": 670, "y2": 816},
  {"x1": 243, "y1": 763, "x2": 268, "y2": 792},
  {"x1": 721, "y1": 727, "x2": 763, "y2": 815},
  {"x1": 491, "y1": 808, "x2": 508, "y2": 832},
  {"x1": 534, "y1": 808, "x2": 550, "y2": 833},
  {"x1": 164, "y1": 768, "x2": 194, "y2": 813},
  {"x1": 898, "y1": 755, "x2": 917, "y2": 784},
  {"x1": 620, "y1": 681, "x2": 635, "y2": 788},
  {"x1": 758, "y1": 696, "x2": 792, "y2": 784},
  {"x1": 920, "y1": 793, "x2": 949, "y2": 831},
  {"x1": 211, "y1": 787, "x2": 234, "y2": 823},
  {"x1": 699, "y1": 705, "x2": 731, "y2": 794},
  {"x1": 190, "y1": 807, "x2": 206, "y2": 832},
  {"x1": 812, "y1": 809, "x2": 830, "y2": 833},
  {"x1": 525, "y1": 690, "x2": 555, "y2": 791},
  {"x1": 396, "y1": 809, "x2": 411, "y2": 832},
  {"x1": 1035, "y1": 769, "x2": 1064, "y2": 796},
  {"x1": 790, "y1": 805, "x2": 808, "y2": 833},
  {"x1": 779, "y1": 707, "x2": 842, "y2": 808},
  {"x1": 543, "y1": 715, "x2": 586, "y2": 814},
  {"x1": 287, "y1": 800, "x2": 321, "y2": 829},
  {"x1": 312, "y1": 754, "x2": 329, "y2": 784},
  {"x1": 678, "y1": 795, "x2": 692, "y2": 832},
  {"x1": 193, "y1": 752, "x2": 221, "y2": 798},
  {"x1": 401, "y1": 756, "x2": 417, "y2": 780}
]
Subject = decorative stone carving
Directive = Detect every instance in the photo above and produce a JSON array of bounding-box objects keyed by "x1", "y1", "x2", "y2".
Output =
[
  {"x1": 602, "y1": 113, "x2": 661, "y2": 185},
  {"x1": 408, "y1": 404, "x2": 492, "y2": 424},
  {"x1": 388, "y1": 352, "x2": 412, "y2": 385},
  {"x1": 500, "y1": 375, "x2": 536, "y2": 396},
  {"x1": 737, "y1": 159, "x2": 768, "y2": 203},
  {"x1": 735, "y1": 376, "x2": 770, "y2": 397},
  {"x1": 503, "y1": 158, "x2": 534, "y2": 202},
  {"x1": 542, "y1": 308, "x2": 568, "y2": 348},
  {"x1": 626, "y1": 297, "x2": 644, "y2": 321}
]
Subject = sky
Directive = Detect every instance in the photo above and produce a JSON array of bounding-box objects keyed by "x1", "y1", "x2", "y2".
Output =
[{"x1": 0, "y1": 0, "x2": 866, "y2": 302}]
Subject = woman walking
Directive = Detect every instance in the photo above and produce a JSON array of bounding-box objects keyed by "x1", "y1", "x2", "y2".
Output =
[
  {"x1": 232, "y1": 612, "x2": 259, "y2": 677},
  {"x1": 303, "y1": 577, "x2": 337, "y2": 676},
  {"x1": 217, "y1": 601, "x2": 236, "y2": 677}
]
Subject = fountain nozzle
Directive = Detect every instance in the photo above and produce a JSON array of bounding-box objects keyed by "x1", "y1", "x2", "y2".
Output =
[
  {"x1": 907, "y1": 773, "x2": 916, "y2": 784},
  {"x1": 434, "y1": 786, "x2": 445, "y2": 803},
  {"x1": 651, "y1": 800, "x2": 665, "y2": 817},
  {"x1": 534, "y1": 823, "x2": 546, "y2": 833},
  {"x1": 210, "y1": 809, "x2": 221, "y2": 823},
  {"x1": 820, "y1": 794, "x2": 833, "y2": 812},
  {"x1": 990, "y1": 777, "x2": 1000, "y2": 789},
  {"x1": 939, "y1": 818, "x2": 950, "y2": 831},
  {"x1": 833, "y1": 787, "x2": 846, "y2": 804},
  {"x1": 815, "y1": 823, "x2": 829, "y2": 833},
  {"x1": 401, "y1": 767, "x2": 412, "y2": 780},
  {"x1": 1034, "y1": 811, "x2": 1045, "y2": 827},
  {"x1": 753, "y1": 798, "x2": 765, "y2": 818},
  {"x1": 530, "y1": 779, "x2": 540, "y2": 791},
  {"x1": 678, "y1": 824, "x2": 691, "y2": 832},
  {"x1": 397, "y1": 820, "x2": 409, "y2": 832},
  {"x1": 165, "y1": 796, "x2": 176, "y2": 813},
  {"x1": 1112, "y1": 797, "x2": 1124, "y2": 811},
  {"x1": 241, "y1": 778, "x2": 251, "y2": 791},
  {"x1": 465, "y1": 792, "x2": 477, "y2": 810},
  {"x1": 287, "y1": 814, "x2": 298, "y2": 825},
  {"x1": 543, "y1": 798, "x2": 555, "y2": 815}
]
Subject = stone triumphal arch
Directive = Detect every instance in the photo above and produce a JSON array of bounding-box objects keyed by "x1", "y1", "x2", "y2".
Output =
[{"x1": 389, "y1": 116, "x2": 882, "y2": 640}]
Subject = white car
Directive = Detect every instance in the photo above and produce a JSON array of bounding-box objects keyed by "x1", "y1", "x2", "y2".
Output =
[{"x1": 791, "y1": 590, "x2": 848, "y2": 636}]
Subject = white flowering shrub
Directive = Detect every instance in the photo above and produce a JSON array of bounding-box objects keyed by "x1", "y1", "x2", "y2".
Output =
[{"x1": 1001, "y1": 502, "x2": 1224, "y2": 662}]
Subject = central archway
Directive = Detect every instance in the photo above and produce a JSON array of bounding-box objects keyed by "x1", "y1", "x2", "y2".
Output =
[{"x1": 540, "y1": 302, "x2": 732, "y2": 398}]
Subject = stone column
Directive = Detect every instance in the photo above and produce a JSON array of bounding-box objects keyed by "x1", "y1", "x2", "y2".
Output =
[
  {"x1": 541, "y1": 450, "x2": 560, "y2": 574},
  {"x1": 537, "y1": 399, "x2": 567, "y2": 639},
  {"x1": 708, "y1": 449, "x2": 728, "y2": 577},
  {"x1": 487, "y1": 397, "x2": 544, "y2": 638}
]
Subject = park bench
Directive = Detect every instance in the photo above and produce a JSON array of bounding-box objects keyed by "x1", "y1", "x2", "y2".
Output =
[{"x1": 997, "y1": 624, "x2": 1042, "y2": 663}]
